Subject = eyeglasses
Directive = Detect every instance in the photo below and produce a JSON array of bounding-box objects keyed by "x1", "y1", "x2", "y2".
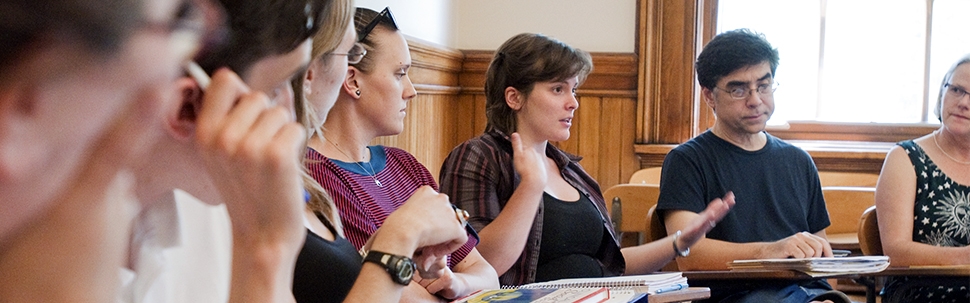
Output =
[
  {"x1": 330, "y1": 43, "x2": 367, "y2": 64},
  {"x1": 357, "y1": 7, "x2": 398, "y2": 42},
  {"x1": 715, "y1": 81, "x2": 779, "y2": 100},
  {"x1": 944, "y1": 83, "x2": 969, "y2": 100},
  {"x1": 140, "y1": 0, "x2": 227, "y2": 60},
  {"x1": 140, "y1": 0, "x2": 212, "y2": 37}
]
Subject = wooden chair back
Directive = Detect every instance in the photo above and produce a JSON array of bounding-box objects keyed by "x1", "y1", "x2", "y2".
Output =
[
  {"x1": 858, "y1": 206, "x2": 883, "y2": 255},
  {"x1": 818, "y1": 171, "x2": 880, "y2": 187},
  {"x1": 603, "y1": 184, "x2": 661, "y2": 246},
  {"x1": 629, "y1": 167, "x2": 663, "y2": 185},
  {"x1": 822, "y1": 186, "x2": 877, "y2": 234},
  {"x1": 646, "y1": 204, "x2": 679, "y2": 271}
]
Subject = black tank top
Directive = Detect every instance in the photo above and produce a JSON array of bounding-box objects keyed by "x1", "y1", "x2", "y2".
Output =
[
  {"x1": 535, "y1": 192, "x2": 608, "y2": 282},
  {"x1": 293, "y1": 216, "x2": 362, "y2": 303}
]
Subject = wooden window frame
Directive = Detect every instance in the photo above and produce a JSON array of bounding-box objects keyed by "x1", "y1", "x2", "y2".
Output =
[{"x1": 634, "y1": 0, "x2": 937, "y2": 172}]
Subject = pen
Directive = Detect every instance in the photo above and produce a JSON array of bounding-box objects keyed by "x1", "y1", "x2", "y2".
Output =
[
  {"x1": 652, "y1": 283, "x2": 687, "y2": 294},
  {"x1": 184, "y1": 61, "x2": 210, "y2": 91}
]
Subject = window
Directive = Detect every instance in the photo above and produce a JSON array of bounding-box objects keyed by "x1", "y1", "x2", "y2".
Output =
[{"x1": 718, "y1": 0, "x2": 970, "y2": 125}]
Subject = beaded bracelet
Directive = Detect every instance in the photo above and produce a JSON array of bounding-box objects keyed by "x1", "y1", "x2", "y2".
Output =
[{"x1": 672, "y1": 230, "x2": 690, "y2": 257}]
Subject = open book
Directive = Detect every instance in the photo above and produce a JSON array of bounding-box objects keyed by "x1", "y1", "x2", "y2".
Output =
[{"x1": 728, "y1": 256, "x2": 890, "y2": 277}]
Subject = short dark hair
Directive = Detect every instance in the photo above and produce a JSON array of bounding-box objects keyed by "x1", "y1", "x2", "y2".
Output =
[
  {"x1": 484, "y1": 33, "x2": 592, "y2": 134},
  {"x1": 0, "y1": 0, "x2": 140, "y2": 76},
  {"x1": 196, "y1": 0, "x2": 328, "y2": 77},
  {"x1": 695, "y1": 28, "x2": 779, "y2": 90}
]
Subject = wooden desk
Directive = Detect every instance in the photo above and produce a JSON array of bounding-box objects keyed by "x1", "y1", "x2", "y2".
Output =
[{"x1": 646, "y1": 287, "x2": 710, "y2": 303}]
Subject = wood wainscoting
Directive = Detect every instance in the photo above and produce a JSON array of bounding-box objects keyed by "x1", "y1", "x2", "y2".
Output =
[{"x1": 372, "y1": 38, "x2": 642, "y2": 191}]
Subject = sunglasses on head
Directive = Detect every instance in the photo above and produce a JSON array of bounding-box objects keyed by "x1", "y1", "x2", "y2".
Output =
[{"x1": 357, "y1": 7, "x2": 398, "y2": 42}]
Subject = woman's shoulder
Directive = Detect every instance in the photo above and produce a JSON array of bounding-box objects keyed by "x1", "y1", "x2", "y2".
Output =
[
  {"x1": 453, "y1": 133, "x2": 510, "y2": 157},
  {"x1": 379, "y1": 146, "x2": 431, "y2": 170},
  {"x1": 380, "y1": 146, "x2": 414, "y2": 159}
]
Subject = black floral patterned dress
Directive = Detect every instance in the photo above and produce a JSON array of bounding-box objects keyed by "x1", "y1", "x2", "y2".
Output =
[{"x1": 882, "y1": 140, "x2": 970, "y2": 303}]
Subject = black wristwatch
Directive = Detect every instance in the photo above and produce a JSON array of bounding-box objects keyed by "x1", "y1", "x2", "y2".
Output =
[{"x1": 362, "y1": 250, "x2": 415, "y2": 285}]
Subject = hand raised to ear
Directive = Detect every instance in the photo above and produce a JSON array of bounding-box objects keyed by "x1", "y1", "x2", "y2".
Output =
[
  {"x1": 195, "y1": 68, "x2": 306, "y2": 247},
  {"x1": 193, "y1": 68, "x2": 307, "y2": 303},
  {"x1": 511, "y1": 133, "x2": 547, "y2": 188}
]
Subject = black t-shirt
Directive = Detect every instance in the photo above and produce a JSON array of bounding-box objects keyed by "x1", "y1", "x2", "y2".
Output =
[
  {"x1": 293, "y1": 219, "x2": 362, "y2": 303},
  {"x1": 535, "y1": 192, "x2": 608, "y2": 282},
  {"x1": 657, "y1": 131, "x2": 829, "y2": 243},
  {"x1": 656, "y1": 131, "x2": 832, "y2": 302}
]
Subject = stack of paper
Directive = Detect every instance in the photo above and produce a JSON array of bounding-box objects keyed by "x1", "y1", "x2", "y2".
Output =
[{"x1": 729, "y1": 256, "x2": 890, "y2": 277}]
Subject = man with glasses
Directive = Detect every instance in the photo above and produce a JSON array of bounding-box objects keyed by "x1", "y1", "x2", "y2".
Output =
[{"x1": 656, "y1": 29, "x2": 847, "y2": 303}]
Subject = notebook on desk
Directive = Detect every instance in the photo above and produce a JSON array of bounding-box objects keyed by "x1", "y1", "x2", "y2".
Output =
[
  {"x1": 728, "y1": 256, "x2": 890, "y2": 277},
  {"x1": 452, "y1": 272, "x2": 689, "y2": 303},
  {"x1": 517, "y1": 272, "x2": 688, "y2": 295},
  {"x1": 451, "y1": 287, "x2": 610, "y2": 303}
]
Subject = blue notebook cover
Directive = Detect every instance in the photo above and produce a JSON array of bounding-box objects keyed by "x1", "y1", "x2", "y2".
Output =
[
  {"x1": 458, "y1": 289, "x2": 560, "y2": 302},
  {"x1": 453, "y1": 287, "x2": 609, "y2": 303}
]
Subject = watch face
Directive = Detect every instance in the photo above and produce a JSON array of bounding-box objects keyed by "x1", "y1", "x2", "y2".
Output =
[{"x1": 394, "y1": 258, "x2": 415, "y2": 282}]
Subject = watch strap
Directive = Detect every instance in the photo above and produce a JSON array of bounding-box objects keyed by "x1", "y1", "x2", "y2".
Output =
[{"x1": 362, "y1": 250, "x2": 415, "y2": 285}]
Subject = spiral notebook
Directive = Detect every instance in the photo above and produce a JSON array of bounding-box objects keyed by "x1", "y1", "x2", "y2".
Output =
[
  {"x1": 516, "y1": 272, "x2": 688, "y2": 295},
  {"x1": 451, "y1": 287, "x2": 610, "y2": 303}
]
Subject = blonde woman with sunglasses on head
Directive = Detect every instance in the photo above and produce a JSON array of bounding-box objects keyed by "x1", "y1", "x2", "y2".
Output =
[
  {"x1": 300, "y1": 6, "x2": 498, "y2": 302},
  {"x1": 288, "y1": 2, "x2": 476, "y2": 303}
]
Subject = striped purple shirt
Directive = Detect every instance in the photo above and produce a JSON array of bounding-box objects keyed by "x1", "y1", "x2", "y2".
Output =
[{"x1": 306, "y1": 146, "x2": 475, "y2": 267}]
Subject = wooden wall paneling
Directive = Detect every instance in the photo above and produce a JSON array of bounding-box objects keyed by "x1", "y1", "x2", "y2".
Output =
[
  {"x1": 458, "y1": 51, "x2": 492, "y2": 93},
  {"x1": 636, "y1": 0, "x2": 657, "y2": 144},
  {"x1": 657, "y1": 0, "x2": 698, "y2": 144},
  {"x1": 576, "y1": 96, "x2": 602, "y2": 184},
  {"x1": 407, "y1": 39, "x2": 463, "y2": 87},
  {"x1": 618, "y1": 98, "x2": 641, "y2": 184},
  {"x1": 437, "y1": 92, "x2": 457, "y2": 170},
  {"x1": 637, "y1": 0, "x2": 700, "y2": 144},
  {"x1": 694, "y1": 0, "x2": 718, "y2": 136},
  {"x1": 597, "y1": 97, "x2": 627, "y2": 190},
  {"x1": 451, "y1": 94, "x2": 477, "y2": 153}
]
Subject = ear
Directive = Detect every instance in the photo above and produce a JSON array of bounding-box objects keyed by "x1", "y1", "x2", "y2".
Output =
[
  {"x1": 303, "y1": 65, "x2": 315, "y2": 96},
  {"x1": 505, "y1": 87, "x2": 523, "y2": 110},
  {"x1": 701, "y1": 87, "x2": 717, "y2": 112},
  {"x1": 343, "y1": 66, "x2": 361, "y2": 99},
  {"x1": 166, "y1": 77, "x2": 204, "y2": 142}
]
